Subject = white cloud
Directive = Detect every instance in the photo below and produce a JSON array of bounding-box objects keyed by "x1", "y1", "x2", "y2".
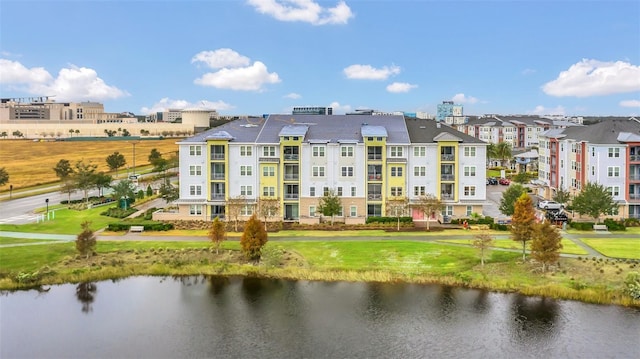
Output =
[
  {"x1": 140, "y1": 98, "x2": 234, "y2": 115},
  {"x1": 191, "y1": 49, "x2": 251, "y2": 69},
  {"x1": 542, "y1": 59, "x2": 640, "y2": 97},
  {"x1": 328, "y1": 101, "x2": 351, "y2": 114},
  {"x1": 522, "y1": 68, "x2": 536, "y2": 75},
  {"x1": 531, "y1": 105, "x2": 566, "y2": 116},
  {"x1": 620, "y1": 99, "x2": 640, "y2": 108},
  {"x1": 0, "y1": 59, "x2": 128, "y2": 101},
  {"x1": 343, "y1": 64, "x2": 400, "y2": 80},
  {"x1": 451, "y1": 93, "x2": 478, "y2": 104},
  {"x1": 284, "y1": 92, "x2": 301, "y2": 99},
  {"x1": 0, "y1": 59, "x2": 52, "y2": 84},
  {"x1": 386, "y1": 82, "x2": 417, "y2": 93},
  {"x1": 194, "y1": 61, "x2": 280, "y2": 91},
  {"x1": 247, "y1": 0, "x2": 353, "y2": 25}
]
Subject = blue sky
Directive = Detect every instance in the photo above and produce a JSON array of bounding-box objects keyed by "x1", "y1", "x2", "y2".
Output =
[{"x1": 1, "y1": 0, "x2": 639, "y2": 117}]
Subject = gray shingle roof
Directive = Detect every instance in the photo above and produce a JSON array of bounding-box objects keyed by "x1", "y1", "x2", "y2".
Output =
[
  {"x1": 557, "y1": 118, "x2": 640, "y2": 144},
  {"x1": 404, "y1": 118, "x2": 485, "y2": 144}
]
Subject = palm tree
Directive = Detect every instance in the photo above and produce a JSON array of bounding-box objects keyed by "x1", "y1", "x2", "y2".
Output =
[
  {"x1": 486, "y1": 143, "x2": 497, "y2": 166},
  {"x1": 494, "y1": 142, "x2": 512, "y2": 167}
]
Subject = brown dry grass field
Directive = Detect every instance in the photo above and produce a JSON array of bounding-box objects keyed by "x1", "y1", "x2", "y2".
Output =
[{"x1": 0, "y1": 139, "x2": 180, "y2": 190}]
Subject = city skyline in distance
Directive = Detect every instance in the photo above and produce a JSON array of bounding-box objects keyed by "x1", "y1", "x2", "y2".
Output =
[{"x1": 1, "y1": 0, "x2": 639, "y2": 117}]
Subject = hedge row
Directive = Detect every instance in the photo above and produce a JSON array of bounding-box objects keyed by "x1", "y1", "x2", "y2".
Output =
[
  {"x1": 569, "y1": 219, "x2": 626, "y2": 231},
  {"x1": 365, "y1": 216, "x2": 413, "y2": 224},
  {"x1": 107, "y1": 222, "x2": 174, "y2": 231}
]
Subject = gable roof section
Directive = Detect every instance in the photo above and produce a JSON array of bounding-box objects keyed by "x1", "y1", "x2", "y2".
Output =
[
  {"x1": 180, "y1": 117, "x2": 266, "y2": 144},
  {"x1": 405, "y1": 117, "x2": 484, "y2": 144}
]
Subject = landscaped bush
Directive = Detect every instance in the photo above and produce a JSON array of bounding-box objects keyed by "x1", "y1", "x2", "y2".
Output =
[
  {"x1": 603, "y1": 219, "x2": 626, "y2": 231},
  {"x1": 490, "y1": 223, "x2": 508, "y2": 231},
  {"x1": 106, "y1": 222, "x2": 174, "y2": 231},
  {"x1": 365, "y1": 216, "x2": 413, "y2": 224},
  {"x1": 624, "y1": 218, "x2": 640, "y2": 227},
  {"x1": 61, "y1": 196, "x2": 114, "y2": 205},
  {"x1": 101, "y1": 207, "x2": 137, "y2": 219},
  {"x1": 451, "y1": 216, "x2": 494, "y2": 225},
  {"x1": 570, "y1": 222, "x2": 595, "y2": 231}
]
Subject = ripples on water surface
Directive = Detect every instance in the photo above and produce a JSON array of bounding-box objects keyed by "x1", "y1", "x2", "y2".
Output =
[{"x1": 1, "y1": 276, "x2": 639, "y2": 358}]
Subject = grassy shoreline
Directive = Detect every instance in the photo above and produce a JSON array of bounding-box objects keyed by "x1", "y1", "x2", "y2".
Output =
[{"x1": 1, "y1": 239, "x2": 638, "y2": 307}]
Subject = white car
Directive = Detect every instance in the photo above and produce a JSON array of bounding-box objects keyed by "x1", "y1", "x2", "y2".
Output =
[{"x1": 538, "y1": 200, "x2": 562, "y2": 210}]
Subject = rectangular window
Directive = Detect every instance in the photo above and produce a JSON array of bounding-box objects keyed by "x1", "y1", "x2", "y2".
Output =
[
  {"x1": 312, "y1": 146, "x2": 325, "y2": 157},
  {"x1": 263, "y1": 146, "x2": 276, "y2": 157},
  {"x1": 464, "y1": 186, "x2": 476, "y2": 196},
  {"x1": 391, "y1": 166, "x2": 403, "y2": 177},
  {"x1": 607, "y1": 186, "x2": 620, "y2": 196},
  {"x1": 337, "y1": 187, "x2": 343, "y2": 196},
  {"x1": 240, "y1": 165, "x2": 252, "y2": 176},
  {"x1": 190, "y1": 185, "x2": 202, "y2": 196},
  {"x1": 241, "y1": 205, "x2": 253, "y2": 216},
  {"x1": 414, "y1": 166, "x2": 426, "y2": 176},
  {"x1": 309, "y1": 205, "x2": 316, "y2": 217},
  {"x1": 414, "y1": 186, "x2": 426, "y2": 196},
  {"x1": 189, "y1": 145, "x2": 202, "y2": 156},
  {"x1": 443, "y1": 206, "x2": 453, "y2": 216},
  {"x1": 240, "y1": 186, "x2": 253, "y2": 196},
  {"x1": 413, "y1": 146, "x2": 426, "y2": 157},
  {"x1": 189, "y1": 205, "x2": 203, "y2": 215},
  {"x1": 341, "y1": 146, "x2": 354, "y2": 157},
  {"x1": 189, "y1": 165, "x2": 202, "y2": 176},
  {"x1": 262, "y1": 166, "x2": 275, "y2": 177},
  {"x1": 263, "y1": 186, "x2": 275, "y2": 197},
  {"x1": 464, "y1": 147, "x2": 476, "y2": 157},
  {"x1": 310, "y1": 187, "x2": 316, "y2": 197},
  {"x1": 391, "y1": 187, "x2": 403, "y2": 196},
  {"x1": 337, "y1": 207, "x2": 344, "y2": 217},
  {"x1": 350, "y1": 205, "x2": 357, "y2": 217},
  {"x1": 607, "y1": 166, "x2": 620, "y2": 177},
  {"x1": 466, "y1": 205, "x2": 473, "y2": 216},
  {"x1": 351, "y1": 186, "x2": 356, "y2": 197},
  {"x1": 323, "y1": 187, "x2": 330, "y2": 196},
  {"x1": 464, "y1": 166, "x2": 476, "y2": 177},
  {"x1": 312, "y1": 166, "x2": 325, "y2": 177},
  {"x1": 341, "y1": 166, "x2": 354, "y2": 177},
  {"x1": 608, "y1": 148, "x2": 620, "y2": 158},
  {"x1": 240, "y1": 146, "x2": 252, "y2": 156},
  {"x1": 390, "y1": 146, "x2": 403, "y2": 157}
]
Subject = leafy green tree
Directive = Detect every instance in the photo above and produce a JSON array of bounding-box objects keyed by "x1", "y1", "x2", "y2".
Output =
[
  {"x1": 511, "y1": 193, "x2": 537, "y2": 261},
  {"x1": 106, "y1": 152, "x2": 126, "y2": 179},
  {"x1": 317, "y1": 189, "x2": 342, "y2": 225},
  {"x1": 240, "y1": 214, "x2": 268, "y2": 261},
  {"x1": 0, "y1": 131, "x2": 7, "y2": 139},
  {"x1": 472, "y1": 231, "x2": 494, "y2": 266},
  {"x1": 499, "y1": 184, "x2": 528, "y2": 216},
  {"x1": 92, "y1": 172, "x2": 112, "y2": 197},
  {"x1": 486, "y1": 143, "x2": 497, "y2": 166},
  {"x1": 512, "y1": 172, "x2": 530, "y2": 184},
  {"x1": 530, "y1": 222, "x2": 563, "y2": 272},
  {"x1": 571, "y1": 182, "x2": 616, "y2": 223},
  {"x1": 12, "y1": 130, "x2": 23, "y2": 138},
  {"x1": 159, "y1": 182, "x2": 178, "y2": 204},
  {"x1": 553, "y1": 188, "x2": 572, "y2": 206},
  {"x1": 69, "y1": 129, "x2": 74, "y2": 137},
  {"x1": 148, "y1": 148, "x2": 162, "y2": 164},
  {"x1": 209, "y1": 217, "x2": 227, "y2": 254},
  {"x1": 413, "y1": 194, "x2": 443, "y2": 230},
  {"x1": 0, "y1": 167, "x2": 9, "y2": 187},
  {"x1": 73, "y1": 160, "x2": 98, "y2": 204},
  {"x1": 146, "y1": 184, "x2": 153, "y2": 197},
  {"x1": 76, "y1": 221, "x2": 96, "y2": 259},
  {"x1": 53, "y1": 159, "x2": 74, "y2": 180}
]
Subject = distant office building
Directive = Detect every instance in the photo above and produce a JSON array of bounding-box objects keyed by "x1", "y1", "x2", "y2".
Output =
[
  {"x1": 292, "y1": 107, "x2": 333, "y2": 115},
  {"x1": 436, "y1": 101, "x2": 465, "y2": 123}
]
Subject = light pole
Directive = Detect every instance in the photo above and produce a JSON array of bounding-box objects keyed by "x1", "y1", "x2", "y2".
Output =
[
  {"x1": 9, "y1": 184, "x2": 12, "y2": 199},
  {"x1": 131, "y1": 141, "x2": 137, "y2": 177},
  {"x1": 45, "y1": 198, "x2": 49, "y2": 216}
]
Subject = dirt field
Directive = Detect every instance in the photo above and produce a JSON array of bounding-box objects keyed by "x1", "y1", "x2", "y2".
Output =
[{"x1": 0, "y1": 138, "x2": 180, "y2": 190}]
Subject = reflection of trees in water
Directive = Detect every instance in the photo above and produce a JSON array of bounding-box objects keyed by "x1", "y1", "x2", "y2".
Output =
[
  {"x1": 208, "y1": 275, "x2": 230, "y2": 295},
  {"x1": 363, "y1": 282, "x2": 408, "y2": 322},
  {"x1": 438, "y1": 286, "x2": 456, "y2": 320},
  {"x1": 241, "y1": 276, "x2": 284, "y2": 305},
  {"x1": 510, "y1": 294, "x2": 560, "y2": 343},
  {"x1": 76, "y1": 282, "x2": 97, "y2": 313},
  {"x1": 172, "y1": 275, "x2": 206, "y2": 286},
  {"x1": 472, "y1": 290, "x2": 490, "y2": 313}
]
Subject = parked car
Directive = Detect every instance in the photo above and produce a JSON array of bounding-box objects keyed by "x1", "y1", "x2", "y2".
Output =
[
  {"x1": 498, "y1": 178, "x2": 511, "y2": 185},
  {"x1": 487, "y1": 177, "x2": 498, "y2": 185},
  {"x1": 538, "y1": 200, "x2": 563, "y2": 210}
]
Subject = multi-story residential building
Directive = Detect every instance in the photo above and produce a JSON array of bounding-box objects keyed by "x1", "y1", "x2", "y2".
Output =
[
  {"x1": 157, "y1": 114, "x2": 487, "y2": 225},
  {"x1": 455, "y1": 115, "x2": 559, "y2": 149},
  {"x1": 537, "y1": 118, "x2": 640, "y2": 219}
]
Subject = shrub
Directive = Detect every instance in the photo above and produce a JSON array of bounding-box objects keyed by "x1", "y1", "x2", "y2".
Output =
[
  {"x1": 624, "y1": 272, "x2": 640, "y2": 300},
  {"x1": 603, "y1": 219, "x2": 626, "y2": 231},
  {"x1": 570, "y1": 222, "x2": 595, "y2": 231},
  {"x1": 101, "y1": 207, "x2": 137, "y2": 218},
  {"x1": 261, "y1": 244, "x2": 284, "y2": 268},
  {"x1": 366, "y1": 216, "x2": 413, "y2": 224}
]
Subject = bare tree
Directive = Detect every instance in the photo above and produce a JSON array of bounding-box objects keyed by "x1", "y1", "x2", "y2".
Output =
[
  {"x1": 209, "y1": 217, "x2": 227, "y2": 254},
  {"x1": 257, "y1": 197, "x2": 281, "y2": 231},
  {"x1": 226, "y1": 195, "x2": 247, "y2": 232},
  {"x1": 386, "y1": 197, "x2": 409, "y2": 231},
  {"x1": 472, "y1": 231, "x2": 494, "y2": 266},
  {"x1": 413, "y1": 194, "x2": 444, "y2": 230}
]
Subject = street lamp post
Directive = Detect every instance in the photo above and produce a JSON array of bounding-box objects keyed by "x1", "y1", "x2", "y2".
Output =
[
  {"x1": 45, "y1": 198, "x2": 49, "y2": 217},
  {"x1": 9, "y1": 184, "x2": 12, "y2": 199},
  {"x1": 132, "y1": 142, "x2": 137, "y2": 177}
]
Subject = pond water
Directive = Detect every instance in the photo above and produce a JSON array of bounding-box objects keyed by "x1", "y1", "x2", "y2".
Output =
[{"x1": 2, "y1": 276, "x2": 639, "y2": 358}]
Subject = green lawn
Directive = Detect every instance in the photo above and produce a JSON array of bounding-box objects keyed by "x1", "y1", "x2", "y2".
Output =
[
  {"x1": 0, "y1": 237, "x2": 56, "y2": 245},
  {"x1": 436, "y1": 238, "x2": 590, "y2": 255},
  {"x1": 0, "y1": 205, "x2": 119, "y2": 234},
  {"x1": 579, "y1": 238, "x2": 640, "y2": 259}
]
